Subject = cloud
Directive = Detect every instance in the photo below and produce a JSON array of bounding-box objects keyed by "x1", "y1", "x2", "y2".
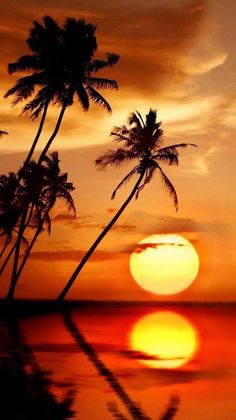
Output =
[
  {"x1": 30, "y1": 249, "x2": 125, "y2": 262},
  {"x1": 133, "y1": 242, "x2": 187, "y2": 254}
]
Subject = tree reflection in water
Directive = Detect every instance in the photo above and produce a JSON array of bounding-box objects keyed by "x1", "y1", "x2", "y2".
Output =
[
  {"x1": 0, "y1": 315, "x2": 75, "y2": 420},
  {"x1": 63, "y1": 308, "x2": 180, "y2": 420}
]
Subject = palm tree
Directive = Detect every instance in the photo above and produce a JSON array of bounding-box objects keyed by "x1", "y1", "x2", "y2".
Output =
[
  {"x1": 13, "y1": 152, "x2": 76, "y2": 286},
  {"x1": 4, "y1": 16, "x2": 63, "y2": 167},
  {"x1": 5, "y1": 153, "x2": 75, "y2": 300},
  {"x1": 5, "y1": 16, "x2": 119, "y2": 167},
  {"x1": 57, "y1": 109, "x2": 196, "y2": 301},
  {"x1": 38, "y1": 17, "x2": 119, "y2": 162}
]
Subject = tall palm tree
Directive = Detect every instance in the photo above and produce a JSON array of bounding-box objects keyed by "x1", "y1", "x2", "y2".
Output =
[
  {"x1": 13, "y1": 152, "x2": 76, "y2": 286},
  {"x1": 57, "y1": 109, "x2": 196, "y2": 301},
  {"x1": 5, "y1": 16, "x2": 119, "y2": 166}
]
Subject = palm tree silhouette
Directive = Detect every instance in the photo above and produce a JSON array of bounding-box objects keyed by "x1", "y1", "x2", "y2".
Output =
[
  {"x1": 57, "y1": 109, "x2": 196, "y2": 300},
  {"x1": 5, "y1": 16, "x2": 119, "y2": 166},
  {"x1": 4, "y1": 153, "x2": 75, "y2": 300},
  {"x1": 13, "y1": 152, "x2": 76, "y2": 287},
  {"x1": 4, "y1": 16, "x2": 62, "y2": 166}
]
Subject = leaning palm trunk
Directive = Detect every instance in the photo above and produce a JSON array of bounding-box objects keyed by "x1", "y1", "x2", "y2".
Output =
[
  {"x1": 6, "y1": 211, "x2": 28, "y2": 300},
  {"x1": 13, "y1": 211, "x2": 49, "y2": 284},
  {"x1": 57, "y1": 171, "x2": 145, "y2": 301},
  {"x1": 22, "y1": 100, "x2": 49, "y2": 169},
  {"x1": 38, "y1": 104, "x2": 67, "y2": 164}
]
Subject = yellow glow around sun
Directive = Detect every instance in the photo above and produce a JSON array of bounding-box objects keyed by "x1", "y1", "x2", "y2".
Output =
[
  {"x1": 129, "y1": 311, "x2": 199, "y2": 369},
  {"x1": 130, "y1": 234, "x2": 199, "y2": 295}
]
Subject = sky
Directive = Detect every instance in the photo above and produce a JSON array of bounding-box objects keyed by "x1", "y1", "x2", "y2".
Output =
[{"x1": 0, "y1": 0, "x2": 235, "y2": 300}]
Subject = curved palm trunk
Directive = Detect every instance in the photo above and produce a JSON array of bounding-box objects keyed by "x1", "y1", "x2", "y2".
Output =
[
  {"x1": 63, "y1": 309, "x2": 150, "y2": 420},
  {"x1": 22, "y1": 100, "x2": 49, "y2": 169},
  {"x1": 38, "y1": 104, "x2": 67, "y2": 164},
  {"x1": 57, "y1": 171, "x2": 145, "y2": 301}
]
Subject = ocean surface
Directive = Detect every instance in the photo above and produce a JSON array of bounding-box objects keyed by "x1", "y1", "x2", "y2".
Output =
[{"x1": 0, "y1": 301, "x2": 236, "y2": 419}]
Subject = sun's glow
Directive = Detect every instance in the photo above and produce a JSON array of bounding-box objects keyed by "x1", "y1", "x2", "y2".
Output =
[
  {"x1": 130, "y1": 234, "x2": 199, "y2": 295},
  {"x1": 129, "y1": 311, "x2": 199, "y2": 369}
]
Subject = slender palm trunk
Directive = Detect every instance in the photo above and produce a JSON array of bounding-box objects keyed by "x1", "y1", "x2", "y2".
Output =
[
  {"x1": 57, "y1": 171, "x2": 145, "y2": 301},
  {"x1": 5, "y1": 212, "x2": 27, "y2": 301},
  {"x1": 14, "y1": 212, "x2": 48, "y2": 284},
  {"x1": 38, "y1": 104, "x2": 67, "y2": 164},
  {"x1": 22, "y1": 100, "x2": 49, "y2": 169},
  {"x1": 63, "y1": 309, "x2": 150, "y2": 420}
]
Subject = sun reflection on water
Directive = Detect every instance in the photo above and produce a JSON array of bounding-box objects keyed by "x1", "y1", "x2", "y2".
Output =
[{"x1": 129, "y1": 311, "x2": 199, "y2": 369}]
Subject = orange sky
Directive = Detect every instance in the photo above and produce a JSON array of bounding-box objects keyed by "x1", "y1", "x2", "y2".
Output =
[{"x1": 0, "y1": 0, "x2": 236, "y2": 300}]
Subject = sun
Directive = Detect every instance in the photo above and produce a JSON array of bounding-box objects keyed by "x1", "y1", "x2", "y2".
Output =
[
  {"x1": 129, "y1": 311, "x2": 199, "y2": 369},
  {"x1": 130, "y1": 234, "x2": 199, "y2": 295}
]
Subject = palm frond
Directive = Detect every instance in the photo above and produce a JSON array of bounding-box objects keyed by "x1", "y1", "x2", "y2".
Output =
[
  {"x1": 89, "y1": 77, "x2": 118, "y2": 90},
  {"x1": 153, "y1": 143, "x2": 197, "y2": 157},
  {"x1": 134, "y1": 110, "x2": 145, "y2": 127},
  {"x1": 86, "y1": 85, "x2": 112, "y2": 113},
  {"x1": 111, "y1": 165, "x2": 139, "y2": 199},
  {"x1": 155, "y1": 153, "x2": 179, "y2": 166},
  {"x1": 145, "y1": 108, "x2": 157, "y2": 127},
  {"x1": 76, "y1": 83, "x2": 89, "y2": 110},
  {"x1": 8, "y1": 55, "x2": 41, "y2": 74},
  {"x1": 135, "y1": 164, "x2": 157, "y2": 199},
  {"x1": 90, "y1": 53, "x2": 119, "y2": 72},
  {"x1": 95, "y1": 148, "x2": 137, "y2": 169},
  {"x1": 105, "y1": 52, "x2": 120, "y2": 66},
  {"x1": 157, "y1": 164, "x2": 178, "y2": 211},
  {"x1": 4, "y1": 78, "x2": 35, "y2": 104},
  {"x1": 128, "y1": 111, "x2": 143, "y2": 130}
]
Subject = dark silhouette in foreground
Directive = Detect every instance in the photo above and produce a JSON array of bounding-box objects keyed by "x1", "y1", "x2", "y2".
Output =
[
  {"x1": 0, "y1": 314, "x2": 75, "y2": 419},
  {"x1": 58, "y1": 109, "x2": 196, "y2": 300}
]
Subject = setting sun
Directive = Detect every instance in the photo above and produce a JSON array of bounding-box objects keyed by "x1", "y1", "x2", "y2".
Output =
[
  {"x1": 129, "y1": 311, "x2": 199, "y2": 369},
  {"x1": 130, "y1": 234, "x2": 199, "y2": 295}
]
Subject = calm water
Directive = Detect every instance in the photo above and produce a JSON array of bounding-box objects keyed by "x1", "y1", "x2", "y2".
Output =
[{"x1": 0, "y1": 302, "x2": 236, "y2": 419}]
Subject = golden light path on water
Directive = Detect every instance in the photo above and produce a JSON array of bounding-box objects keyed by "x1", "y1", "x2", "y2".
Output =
[
  {"x1": 130, "y1": 234, "x2": 200, "y2": 295},
  {"x1": 129, "y1": 311, "x2": 199, "y2": 369}
]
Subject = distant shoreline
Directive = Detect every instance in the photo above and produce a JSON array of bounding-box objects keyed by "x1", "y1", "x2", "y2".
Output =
[{"x1": 0, "y1": 298, "x2": 236, "y2": 317}]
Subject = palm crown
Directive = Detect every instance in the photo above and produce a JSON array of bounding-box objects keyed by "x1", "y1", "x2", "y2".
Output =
[
  {"x1": 5, "y1": 16, "x2": 119, "y2": 118},
  {"x1": 96, "y1": 109, "x2": 196, "y2": 210}
]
